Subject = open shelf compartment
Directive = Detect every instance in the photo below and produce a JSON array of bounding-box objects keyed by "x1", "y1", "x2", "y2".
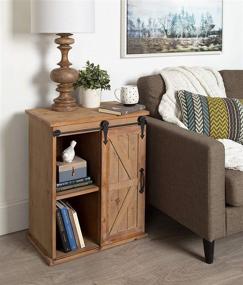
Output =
[
  {"x1": 55, "y1": 131, "x2": 101, "y2": 259},
  {"x1": 56, "y1": 131, "x2": 101, "y2": 188},
  {"x1": 55, "y1": 186, "x2": 100, "y2": 258}
]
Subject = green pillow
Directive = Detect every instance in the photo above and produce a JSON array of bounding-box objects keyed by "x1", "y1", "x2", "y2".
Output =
[{"x1": 176, "y1": 90, "x2": 243, "y2": 144}]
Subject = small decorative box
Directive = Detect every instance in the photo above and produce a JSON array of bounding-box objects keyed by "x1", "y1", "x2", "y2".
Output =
[{"x1": 56, "y1": 156, "x2": 87, "y2": 183}]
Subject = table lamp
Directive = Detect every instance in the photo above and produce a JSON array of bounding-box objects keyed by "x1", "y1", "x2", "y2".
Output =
[{"x1": 31, "y1": 0, "x2": 95, "y2": 112}]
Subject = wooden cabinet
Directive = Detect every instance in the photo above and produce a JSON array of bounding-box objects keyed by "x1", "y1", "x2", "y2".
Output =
[{"x1": 26, "y1": 106, "x2": 149, "y2": 265}]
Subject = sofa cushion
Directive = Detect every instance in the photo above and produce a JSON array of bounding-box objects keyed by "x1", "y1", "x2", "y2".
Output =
[
  {"x1": 177, "y1": 90, "x2": 243, "y2": 143},
  {"x1": 220, "y1": 70, "x2": 243, "y2": 99},
  {"x1": 226, "y1": 170, "x2": 243, "y2": 206},
  {"x1": 137, "y1": 75, "x2": 165, "y2": 119}
]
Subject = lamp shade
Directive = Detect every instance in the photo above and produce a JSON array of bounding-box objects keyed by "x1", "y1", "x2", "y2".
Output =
[{"x1": 31, "y1": 0, "x2": 95, "y2": 34}]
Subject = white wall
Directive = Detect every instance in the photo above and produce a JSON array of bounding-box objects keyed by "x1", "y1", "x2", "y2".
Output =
[{"x1": 0, "y1": 0, "x2": 243, "y2": 235}]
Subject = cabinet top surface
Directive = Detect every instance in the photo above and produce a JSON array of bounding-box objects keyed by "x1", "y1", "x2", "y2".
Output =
[{"x1": 26, "y1": 103, "x2": 149, "y2": 128}]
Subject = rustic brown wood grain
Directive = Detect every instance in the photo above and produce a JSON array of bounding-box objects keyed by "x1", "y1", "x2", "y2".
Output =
[
  {"x1": 27, "y1": 107, "x2": 148, "y2": 265},
  {"x1": 101, "y1": 125, "x2": 145, "y2": 245},
  {"x1": 29, "y1": 117, "x2": 56, "y2": 259},
  {"x1": 26, "y1": 105, "x2": 149, "y2": 128}
]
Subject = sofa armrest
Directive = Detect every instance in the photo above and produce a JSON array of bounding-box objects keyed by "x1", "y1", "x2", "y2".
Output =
[{"x1": 146, "y1": 117, "x2": 226, "y2": 241}]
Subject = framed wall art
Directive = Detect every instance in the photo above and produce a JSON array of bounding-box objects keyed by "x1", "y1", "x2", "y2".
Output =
[{"x1": 121, "y1": 0, "x2": 223, "y2": 58}]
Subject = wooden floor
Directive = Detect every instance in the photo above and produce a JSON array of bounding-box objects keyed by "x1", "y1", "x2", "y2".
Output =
[{"x1": 1, "y1": 209, "x2": 243, "y2": 285}]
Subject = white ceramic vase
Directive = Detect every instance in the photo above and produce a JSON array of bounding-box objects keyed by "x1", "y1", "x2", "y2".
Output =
[{"x1": 79, "y1": 88, "x2": 102, "y2": 108}]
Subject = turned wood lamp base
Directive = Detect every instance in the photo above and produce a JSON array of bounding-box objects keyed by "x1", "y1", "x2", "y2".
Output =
[{"x1": 50, "y1": 33, "x2": 79, "y2": 112}]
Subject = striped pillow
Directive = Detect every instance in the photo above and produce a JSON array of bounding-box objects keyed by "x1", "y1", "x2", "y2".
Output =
[{"x1": 177, "y1": 90, "x2": 243, "y2": 144}]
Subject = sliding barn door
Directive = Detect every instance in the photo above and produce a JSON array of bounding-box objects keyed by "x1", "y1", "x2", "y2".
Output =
[{"x1": 101, "y1": 125, "x2": 145, "y2": 245}]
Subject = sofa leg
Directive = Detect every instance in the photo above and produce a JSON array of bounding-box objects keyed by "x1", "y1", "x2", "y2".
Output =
[{"x1": 203, "y1": 239, "x2": 215, "y2": 264}]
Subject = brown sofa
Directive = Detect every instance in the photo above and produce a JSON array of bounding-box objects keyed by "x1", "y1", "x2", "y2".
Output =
[{"x1": 137, "y1": 70, "x2": 243, "y2": 264}]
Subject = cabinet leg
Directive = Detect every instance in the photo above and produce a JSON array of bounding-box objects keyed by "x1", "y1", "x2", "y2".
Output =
[{"x1": 203, "y1": 239, "x2": 215, "y2": 264}]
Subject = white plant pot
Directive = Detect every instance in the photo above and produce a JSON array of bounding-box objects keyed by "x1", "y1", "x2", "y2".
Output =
[{"x1": 79, "y1": 88, "x2": 102, "y2": 108}]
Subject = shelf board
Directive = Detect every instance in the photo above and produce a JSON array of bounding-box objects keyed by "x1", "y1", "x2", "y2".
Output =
[
  {"x1": 56, "y1": 184, "x2": 99, "y2": 200},
  {"x1": 56, "y1": 237, "x2": 99, "y2": 262}
]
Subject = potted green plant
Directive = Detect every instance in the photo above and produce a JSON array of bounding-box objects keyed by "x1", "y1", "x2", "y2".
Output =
[{"x1": 74, "y1": 61, "x2": 111, "y2": 108}]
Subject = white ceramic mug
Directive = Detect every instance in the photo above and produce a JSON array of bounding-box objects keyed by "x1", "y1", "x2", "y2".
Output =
[{"x1": 114, "y1": 85, "x2": 139, "y2": 105}]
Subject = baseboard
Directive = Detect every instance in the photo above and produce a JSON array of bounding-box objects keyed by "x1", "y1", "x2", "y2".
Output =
[{"x1": 0, "y1": 200, "x2": 28, "y2": 236}]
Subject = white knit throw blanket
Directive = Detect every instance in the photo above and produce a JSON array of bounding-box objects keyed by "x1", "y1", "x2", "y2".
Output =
[{"x1": 159, "y1": 66, "x2": 243, "y2": 171}]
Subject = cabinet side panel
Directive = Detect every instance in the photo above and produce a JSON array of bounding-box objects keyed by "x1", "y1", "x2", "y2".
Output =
[{"x1": 29, "y1": 117, "x2": 56, "y2": 258}]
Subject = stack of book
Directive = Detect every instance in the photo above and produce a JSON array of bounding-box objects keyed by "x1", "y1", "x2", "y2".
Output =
[
  {"x1": 98, "y1": 102, "x2": 146, "y2": 115},
  {"x1": 56, "y1": 200, "x2": 85, "y2": 253},
  {"x1": 56, "y1": 176, "x2": 93, "y2": 192}
]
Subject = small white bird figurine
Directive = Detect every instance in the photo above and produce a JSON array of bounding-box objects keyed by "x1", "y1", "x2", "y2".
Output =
[{"x1": 62, "y1": 140, "x2": 77, "y2": 163}]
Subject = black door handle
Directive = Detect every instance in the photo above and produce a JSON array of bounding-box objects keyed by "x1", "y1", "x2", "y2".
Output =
[{"x1": 139, "y1": 168, "x2": 145, "y2": 194}]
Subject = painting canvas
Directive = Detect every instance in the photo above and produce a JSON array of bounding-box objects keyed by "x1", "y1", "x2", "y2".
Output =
[{"x1": 121, "y1": 0, "x2": 223, "y2": 57}]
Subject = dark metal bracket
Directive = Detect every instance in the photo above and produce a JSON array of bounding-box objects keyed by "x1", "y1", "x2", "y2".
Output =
[
  {"x1": 53, "y1": 130, "x2": 61, "y2": 137},
  {"x1": 100, "y1": 120, "x2": 109, "y2": 145},
  {"x1": 138, "y1": 116, "x2": 147, "y2": 139}
]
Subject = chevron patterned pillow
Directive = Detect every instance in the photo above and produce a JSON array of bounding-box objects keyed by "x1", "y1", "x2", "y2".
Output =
[{"x1": 177, "y1": 90, "x2": 243, "y2": 143}]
